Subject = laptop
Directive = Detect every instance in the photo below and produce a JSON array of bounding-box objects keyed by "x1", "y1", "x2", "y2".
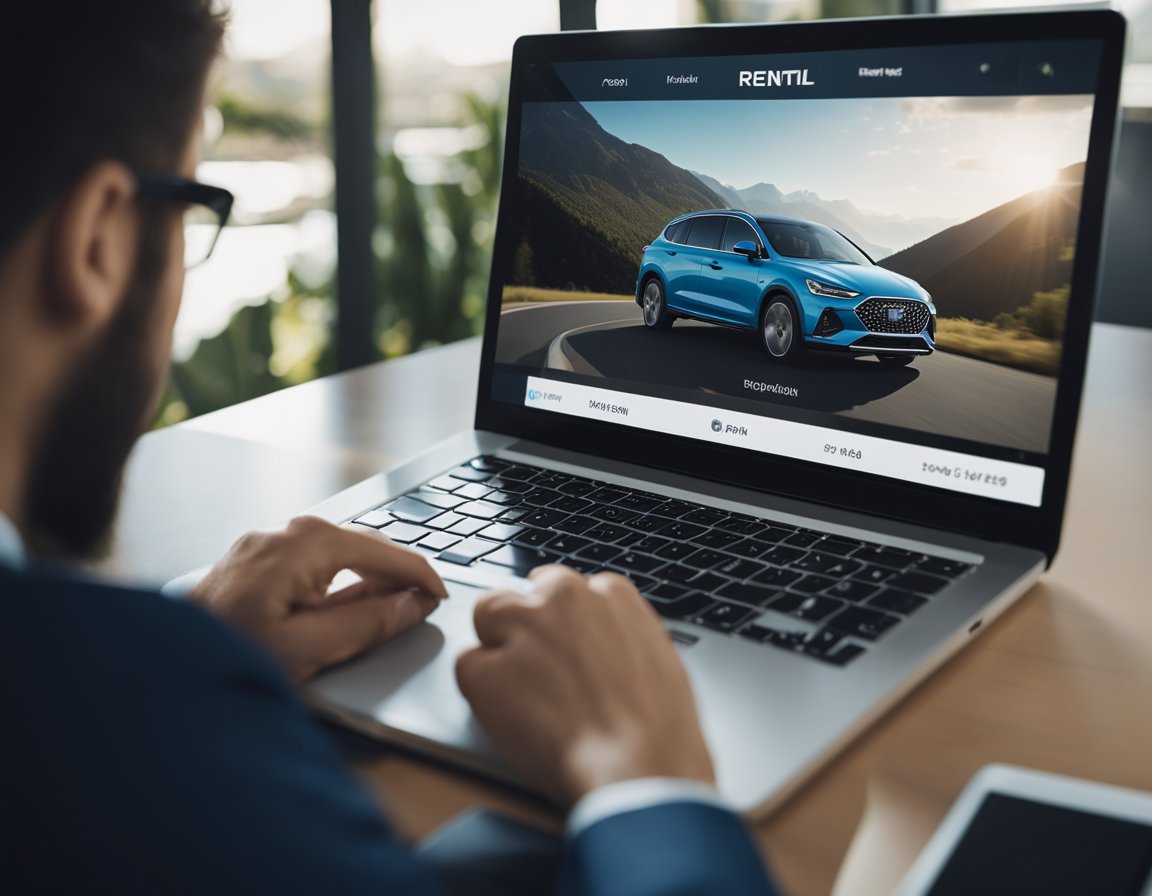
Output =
[{"x1": 217, "y1": 10, "x2": 1128, "y2": 814}]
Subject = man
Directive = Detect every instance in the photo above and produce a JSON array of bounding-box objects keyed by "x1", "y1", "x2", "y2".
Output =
[{"x1": 0, "y1": 2, "x2": 777, "y2": 893}]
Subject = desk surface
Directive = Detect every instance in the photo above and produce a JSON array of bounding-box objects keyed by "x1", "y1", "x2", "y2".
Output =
[{"x1": 103, "y1": 323, "x2": 1152, "y2": 896}]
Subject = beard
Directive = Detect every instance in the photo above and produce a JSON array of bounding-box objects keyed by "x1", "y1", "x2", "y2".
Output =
[{"x1": 23, "y1": 210, "x2": 171, "y2": 560}]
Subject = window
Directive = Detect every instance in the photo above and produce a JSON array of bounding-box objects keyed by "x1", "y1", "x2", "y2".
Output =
[
  {"x1": 722, "y1": 217, "x2": 761, "y2": 253},
  {"x1": 665, "y1": 219, "x2": 691, "y2": 243},
  {"x1": 686, "y1": 215, "x2": 726, "y2": 250}
]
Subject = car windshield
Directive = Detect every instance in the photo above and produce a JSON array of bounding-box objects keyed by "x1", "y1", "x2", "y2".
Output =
[{"x1": 756, "y1": 220, "x2": 872, "y2": 265}]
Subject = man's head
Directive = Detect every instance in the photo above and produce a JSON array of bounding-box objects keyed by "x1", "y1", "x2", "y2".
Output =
[{"x1": 0, "y1": 1, "x2": 227, "y2": 558}]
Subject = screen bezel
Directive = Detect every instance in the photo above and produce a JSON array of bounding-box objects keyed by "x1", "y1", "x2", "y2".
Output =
[{"x1": 474, "y1": 10, "x2": 1126, "y2": 562}]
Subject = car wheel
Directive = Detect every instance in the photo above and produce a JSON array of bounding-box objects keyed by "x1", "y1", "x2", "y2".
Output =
[
  {"x1": 877, "y1": 354, "x2": 915, "y2": 367},
  {"x1": 760, "y1": 296, "x2": 803, "y2": 362},
  {"x1": 641, "y1": 277, "x2": 674, "y2": 330}
]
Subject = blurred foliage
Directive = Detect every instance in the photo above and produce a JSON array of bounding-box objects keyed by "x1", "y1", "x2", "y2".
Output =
[
  {"x1": 217, "y1": 91, "x2": 315, "y2": 141},
  {"x1": 937, "y1": 285, "x2": 1069, "y2": 376},
  {"x1": 156, "y1": 93, "x2": 502, "y2": 426},
  {"x1": 374, "y1": 93, "x2": 504, "y2": 357}
]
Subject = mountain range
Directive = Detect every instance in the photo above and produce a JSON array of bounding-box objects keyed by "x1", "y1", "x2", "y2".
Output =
[
  {"x1": 880, "y1": 163, "x2": 1084, "y2": 321},
  {"x1": 691, "y1": 173, "x2": 955, "y2": 260}
]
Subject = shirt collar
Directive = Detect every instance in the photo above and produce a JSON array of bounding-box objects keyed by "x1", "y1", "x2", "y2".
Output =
[{"x1": 0, "y1": 511, "x2": 26, "y2": 569}]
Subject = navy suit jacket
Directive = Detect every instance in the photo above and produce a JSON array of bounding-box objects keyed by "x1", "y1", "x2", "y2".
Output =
[{"x1": 0, "y1": 566, "x2": 777, "y2": 894}]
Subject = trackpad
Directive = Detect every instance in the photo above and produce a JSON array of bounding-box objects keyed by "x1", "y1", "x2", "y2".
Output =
[{"x1": 305, "y1": 581, "x2": 494, "y2": 751}]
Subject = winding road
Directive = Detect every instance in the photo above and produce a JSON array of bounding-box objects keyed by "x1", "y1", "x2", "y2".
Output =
[{"x1": 496, "y1": 301, "x2": 1057, "y2": 454}]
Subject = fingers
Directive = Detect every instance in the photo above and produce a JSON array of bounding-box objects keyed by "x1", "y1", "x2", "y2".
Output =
[
  {"x1": 285, "y1": 589, "x2": 440, "y2": 682},
  {"x1": 288, "y1": 517, "x2": 448, "y2": 599}
]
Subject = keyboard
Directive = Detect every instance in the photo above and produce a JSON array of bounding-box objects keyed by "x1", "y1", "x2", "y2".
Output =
[{"x1": 349, "y1": 455, "x2": 973, "y2": 667}]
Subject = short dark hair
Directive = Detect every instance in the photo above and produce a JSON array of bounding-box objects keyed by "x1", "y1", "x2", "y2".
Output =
[{"x1": 0, "y1": 0, "x2": 228, "y2": 257}]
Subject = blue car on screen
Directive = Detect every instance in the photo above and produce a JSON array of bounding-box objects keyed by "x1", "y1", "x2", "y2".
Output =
[{"x1": 635, "y1": 210, "x2": 936, "y2": 366}]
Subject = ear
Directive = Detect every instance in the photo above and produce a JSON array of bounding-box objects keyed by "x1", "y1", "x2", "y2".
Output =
[{"x1": 44, "y1": 160, "x2": 140, "y2": 336}]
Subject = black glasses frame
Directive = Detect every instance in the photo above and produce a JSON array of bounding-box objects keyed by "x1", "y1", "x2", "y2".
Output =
[{"x1": 134, "y1": 173, "x2": 234, "y2": 266}]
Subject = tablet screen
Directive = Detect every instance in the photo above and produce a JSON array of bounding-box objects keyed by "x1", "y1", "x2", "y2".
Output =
[{"x1": 927, "y1": 793, "x2": 1152, "y2": 895}]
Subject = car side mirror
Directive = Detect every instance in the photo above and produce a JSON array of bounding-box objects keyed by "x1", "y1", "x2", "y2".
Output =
[{"x1": 733, "y1": 240, "x2": 759, "y2": 260}]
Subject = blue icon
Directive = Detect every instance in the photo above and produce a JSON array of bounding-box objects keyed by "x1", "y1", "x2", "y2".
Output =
[{"x1": 528, "y1": 389, "x2": 542, "y2": 400}]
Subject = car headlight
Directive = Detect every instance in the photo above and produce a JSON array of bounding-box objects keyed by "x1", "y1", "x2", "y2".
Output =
[{"x1": 806, "y1": 279, "x2": 860, "y2": 299}]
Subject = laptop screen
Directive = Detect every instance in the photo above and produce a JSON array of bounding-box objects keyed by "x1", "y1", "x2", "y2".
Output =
[{"x1": 487, "y1": 29, "x2": 1108, "y2": 509}]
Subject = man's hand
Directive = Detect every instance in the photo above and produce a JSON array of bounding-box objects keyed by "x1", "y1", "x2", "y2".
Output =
[
  {"x1": 455, "y1": 565, "x2": 715, "y2": 809},
  {"x1": 190, "y1": 516, "x2": 448, "y2": 683}
]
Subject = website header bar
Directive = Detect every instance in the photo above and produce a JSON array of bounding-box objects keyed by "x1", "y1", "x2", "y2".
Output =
[{"x1": 532, "y1": 40, "x2": 1099, "y2": 103}]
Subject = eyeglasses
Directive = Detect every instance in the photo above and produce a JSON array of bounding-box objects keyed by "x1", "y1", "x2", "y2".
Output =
[{"x1": 134, "y1": 173, "x2": 234, "y2": 269}]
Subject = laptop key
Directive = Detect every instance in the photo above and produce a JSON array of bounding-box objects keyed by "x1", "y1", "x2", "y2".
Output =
[
  {"x1": 751, "y1": 566, "x2": 802, "y2": 589},
  {"x1": 819, "y1": 537, "x2": 864, "y2": 557},
  {"x1": 649, "y1": 592, "x2": 713, "y2": 620},
  {"x1": 631, "y1": 535, "x2": 672, "y2": 554},
  {"x1": 657, "y1": 520, "x2": 707, "y2": 540},
  {"x1": 479, "y1": 545, "x2": 559, "y2": 575},
  {"x1": 379, "y1": 522, "x2": 433, "y2": 544},
  {"x1": 617, "y1": 494, "x2": 662, "y2": 512},
  {"x1": 802, "y1": 627, "x2": 845, "y2": 657},
  {"x1": 828, "y1": 606, "x2": 900, "y2": 640},
  {"x1": 477, "y1": 522, "x2": 524, "y2": 543},
  {"x1": 913, "y1": 555, "x2": 972, "y2": 578},
  {"x1": 692, "y1": 601, "x2": 756, "y2": 633},
  {"x1": 783, "y1": 531, "x2": 822, "y2": 548},
  {"x1": 869, "y1": 589, "x2": 927, "y2": 615},
  {"x1": 557, "y1": 480, "x2": 596, "y2": 497},
  {"x1": 769, "y1": 593, "x2": 844, "y2": 621},
  {"x1": 592, "y1": 505, "x2": 639, "y2": 525},
  {"x1": 482, "y1": 490, "x2": 521, "y2": 506},
  {"x1": 497, "y1": 464, "x2": 537, "y2": 481},
  {"x1": 427, "y1": 474, "x2": 464, "y2": 492},
  {"x1": 514, "y1": 528, "x2": 556, "y2": 548},
  {"x1": 575, "y1": 543, "x2": 625, "y2": 563},
  {"x1": 455, "y1": 501, "x2": 506, "y2": 520},
  {"x1": 825, "y1": 579, "x2": 880, "y2": 603},
  {"x1": 519, "y1": 508, "x2": 567, "y2": 528},
  {"x1": 612, "y1": 552, "x2": 665, "y2": 574},
  {"x1": 354, "y1": 509, "x2": 394, "y2": 528},
  {"x1": 429, "y1": 486, "x2": 484, "y2": 506},
  {"x1": 384, "y1": 496, "x2": 443, "y2": 524},
  {"x1": 554, "y1": 514, "x2": 598, "y2": 534},
  {"x1": 437, "y1": 537, "x2": 501, "y2": 565},
  {"x1": 885, "y1": 571, "x2": 950, "y2": 596},
  {"x1": 629, "y1": 515, "x2": 668, "y2": 533},
  {"x1": 681, "y1": 508, "x2": 728, "y2": 526},
  {"x1": 450, "y1": 483, "x2": 492, "y2": 501},
  {"x1": 692, "y1": 530, "x2": 742, "y2": 550},
  {"x1": 644, "y1": 582, "x2": 689, "y2": 603},
  {"x1": 852, "y1": 546, "x2": 914, "y2": 570},
  {"x1": 685, "y1": 571, "x2": 727, "y2": 593},
  {"x1": 426, "y1": 510, "x2": 465, "y2": 530},
  {"x1": 417, "y1": 531, "x2": 461, "y2": 553},
  {"x1": 587, "y1": 487, "x2": 628, "y2": 504},
  {"x1": 715, "y1": 557, "x2": 763, "y2": 580},
  {"x1": 521, "y1": 488, "x2": 561, "y2": 507},
  {"x1": 715, "y1": 518, "x2": 762, "y2": 534},
  {"x1": 852, "y1": 563, "x2": 897, "y2": 585},
  {"x1": 682, "y1": 548, "x2": 728, "y2": 571},
  {"x1": 583, "y1": 523, "x2": 631, "y2": 543},
  {"x1": 655, "y1": 563, "x2": 697, "y2": 584},
  {"x1": 548, "y1": 534, "x2": 594, "y2": 555},
  {"x1": 716, "y1": 581, "x2": 782, "y2": 607},
  {"x1": 496, "y1": 507, "x2": 531, "y2": 523},
  {"x1": 549, "y1": 496, "x2": 593, "y2": 514},
  {"x1": 651, "y1": 499, "x2": 694, "y2": 518},
  {"x1": 447, "y1": 517, "x2": 489, "y2": 537},
  {"x1": 790, "y1": 574, "x2": 837, "y2": 595},
  {"x1": 726, "y1": 539, "x2": 773, "y2": 559},
  {"x1": 762, "y1": 545, "x2": 806, "y2": 566},
  {"x1": 793, "y1": 552, "x2": 860, "y2": 577},
  {"x1": 530, "y1": 473, "x2": 572, "y2": 489},
  {"x1": 489, "y1": 477, "x2": 532, "y2": 494}
]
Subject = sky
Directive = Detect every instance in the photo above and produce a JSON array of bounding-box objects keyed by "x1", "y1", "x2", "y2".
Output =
[{"x1": 583, "y1": 94, "x2": 1094, "y2": 222}]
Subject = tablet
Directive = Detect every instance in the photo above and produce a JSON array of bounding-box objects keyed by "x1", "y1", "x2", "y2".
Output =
[{"x1": 894, "y1": 765, "x2": 1152, "y2": 896}]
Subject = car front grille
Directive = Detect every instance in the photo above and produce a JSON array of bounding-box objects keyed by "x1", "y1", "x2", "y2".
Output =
[{"x1": 855, "y1": 297, "x2": 930, "y2": 334}]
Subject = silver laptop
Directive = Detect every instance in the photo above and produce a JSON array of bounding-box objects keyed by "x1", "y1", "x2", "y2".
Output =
[{"x1": 221, "y1": 11, "x2": 1126, "y2": 814}]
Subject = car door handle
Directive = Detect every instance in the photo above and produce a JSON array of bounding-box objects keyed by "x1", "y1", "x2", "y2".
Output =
[
  {"x1": 662, "y1": 250, "x2": 677, "y2": 256},
  {"x1": 709, "y1": 261, "x2": 723, "y2": 269}
]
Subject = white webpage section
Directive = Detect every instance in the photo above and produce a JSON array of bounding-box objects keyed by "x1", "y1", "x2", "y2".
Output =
[{"x1": 524, "y1": 376, "x2": 1045, "y2": 507}]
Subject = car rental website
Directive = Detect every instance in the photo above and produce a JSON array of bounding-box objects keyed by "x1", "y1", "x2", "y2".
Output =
[{"x1": 490, "y1": 38, "x2": 1102, "y2": 507}]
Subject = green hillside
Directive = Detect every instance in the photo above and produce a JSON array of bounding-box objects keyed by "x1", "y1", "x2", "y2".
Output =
[{"x1": 506, "y1": 102, "x2": 725, "y2": 295}]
